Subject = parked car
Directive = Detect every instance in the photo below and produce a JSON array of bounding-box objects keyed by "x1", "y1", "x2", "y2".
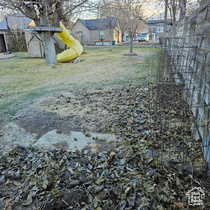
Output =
[{"x1": 137, "y1": 33, "x2": 149, "y2": 42}]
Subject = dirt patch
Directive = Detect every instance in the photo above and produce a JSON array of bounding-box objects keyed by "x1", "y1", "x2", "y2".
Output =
[
  {"x1": 15, "y1": 110, "x2": 81, "y2": 139},
  {"x1": 15, "y1": 85, "x2": 142, "y2": 138}
]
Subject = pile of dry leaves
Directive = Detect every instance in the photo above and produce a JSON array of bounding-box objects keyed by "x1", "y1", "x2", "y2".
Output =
[{"x1": 0, "y1": 84, "x2": 209, "y2": 210}]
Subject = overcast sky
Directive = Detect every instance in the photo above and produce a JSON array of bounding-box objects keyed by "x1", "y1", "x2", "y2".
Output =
[
  {"x1": 0, "y1": 0, "x2": 165, "y2": 21},
  {"x1": 80, "y1": 0, "x2": 164, "y2": 20}
]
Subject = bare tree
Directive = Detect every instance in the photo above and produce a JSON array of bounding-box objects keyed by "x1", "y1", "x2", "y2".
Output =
[
  {"x1": 0, "y1": 0, "x2": 92, "y2": 64},
  {"x1": 186, "y1": 0, "x2": 200, "y2": 16},
  {"x1": 162, "y1": 0, "x2": 192, "y2": 26},
  {"x1": 99, "y1": 0, "x2": 128, "y2": 43},
  {"x1": 168, "y1": 0, "x2": 178, "y2": 24},
  {"x1": 99, "y1": 0, "x2": 146, "y2": 54},
  {"x1": 164, "y1": 0, "x2": 168, "y2": 32},
  {"x1": 179, "y1": 0, "x2": 187, "y2": 19},
  {"x1": 126, "y1": 0, "x2": 145, "y2": 54}
]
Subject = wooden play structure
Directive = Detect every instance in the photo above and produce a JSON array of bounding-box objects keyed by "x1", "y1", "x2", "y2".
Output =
[{"x1": 26, "y1": 21, "x2": 83, "y2": 64}]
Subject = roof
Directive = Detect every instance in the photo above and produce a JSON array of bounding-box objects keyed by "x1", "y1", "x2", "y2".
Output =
[
  {"x1": 147, "y1": 19, "x2": 172, "y2": 25},
  {"x1": 0, "y1": 13, "x2": 31, "y2": 31},
  {"x1": 80, "y1": 17, "x2": 118, "y2": 30}
]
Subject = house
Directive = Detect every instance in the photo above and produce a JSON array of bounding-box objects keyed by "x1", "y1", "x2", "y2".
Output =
[
  {"x1": 72, "y1": 17, "x2": 122, "y2": 46},
  {"x1": 0, "y1": 13, "x2": 31, "y2": 52},
  {"x1": 146, "y1": 19, "x2": 172, "y2": 41}
]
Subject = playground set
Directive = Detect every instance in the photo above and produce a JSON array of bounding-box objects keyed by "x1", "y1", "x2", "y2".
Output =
[{"x1": 26, "y1": 21, "x2": 83, "y2": 63}]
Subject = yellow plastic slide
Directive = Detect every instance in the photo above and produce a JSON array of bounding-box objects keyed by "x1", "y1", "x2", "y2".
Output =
[{"x1": 56, "y1": 23, "x2": 83, "y2": 63}]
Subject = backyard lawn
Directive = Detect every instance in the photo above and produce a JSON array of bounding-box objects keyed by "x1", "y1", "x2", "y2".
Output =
[{"x1": 0, "y1": 46, "x2": 160, "y2": 120}]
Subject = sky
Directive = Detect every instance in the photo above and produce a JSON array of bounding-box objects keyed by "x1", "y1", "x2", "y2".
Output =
[
  {"x1": 0, "y1": 0, "x2": 164, "y2": 21},
  {"x1": 79, "y1": 0, "x2": 164, "y2": 20}
]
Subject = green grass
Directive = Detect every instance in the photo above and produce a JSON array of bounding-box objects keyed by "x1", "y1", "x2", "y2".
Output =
[{"x1": 0, "y1": 46, "x2": 160, "y2": 117}]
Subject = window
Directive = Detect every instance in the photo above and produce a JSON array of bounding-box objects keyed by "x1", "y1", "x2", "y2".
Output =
[{"x1": 99, "y1": 31, "x2": 105, "y2": 41}]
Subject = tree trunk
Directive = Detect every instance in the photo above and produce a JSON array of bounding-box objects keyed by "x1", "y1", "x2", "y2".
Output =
[
  {"x1": 40, "y1": 17, "x2": 57, "y2": 65},
  {"x1": 179, "y1": 0, "x2": 187, "y2": 20},
  {"x1": 164, "y1": 0, "x2": 168, "y2": 32},
  {"x1": 129, "y1": 33, "x2": 133, "y2": 54},
  {"x1": 172, "y1": 3, "x2": 177, "y2": 25},
  {"x1": 42, "y1": 32, "x2": 57, "y2": 65}
]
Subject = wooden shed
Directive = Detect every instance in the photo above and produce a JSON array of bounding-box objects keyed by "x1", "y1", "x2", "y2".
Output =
[
  {"x1": 25, "y1": 31, "x2": 45, "y2": 58},
  {"x1": 0, "y1": 13, "x2": 31, "y2": 52},
  {"x1": 0, "y1": 19, "x2": 8, "y2": 52}
]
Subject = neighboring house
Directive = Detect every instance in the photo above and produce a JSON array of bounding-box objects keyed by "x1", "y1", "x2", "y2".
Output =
[
  {"x1": 146, "y1": 19, "x2": 172, "y2": 41},
  {"x1": 72, "y1": 17, "x2": 122, "y2": 45},
  {"x1": 123, "y1": 19, "x2": 172, "y2": 42},
  {"x1": 0, "y1": 13, "x2": 31, "y2": 52}
]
